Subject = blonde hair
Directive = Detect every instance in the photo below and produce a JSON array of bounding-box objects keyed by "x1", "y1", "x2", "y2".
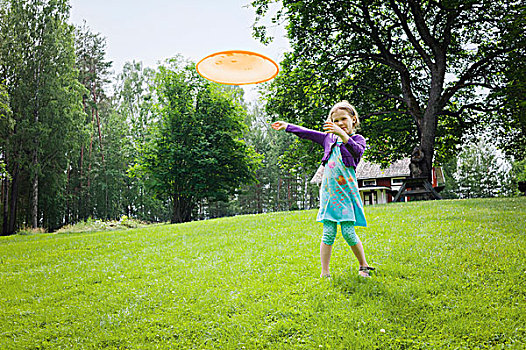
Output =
[{"x1": 327, "y1": 100, "x2": 360, "y2": 131}]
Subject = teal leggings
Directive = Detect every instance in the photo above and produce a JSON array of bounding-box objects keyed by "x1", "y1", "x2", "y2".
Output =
[{"x1": 322, "y1": 221, "x2": 360, "y2": 247}]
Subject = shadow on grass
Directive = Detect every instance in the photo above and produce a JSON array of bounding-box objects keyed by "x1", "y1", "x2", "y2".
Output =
[
  {"x1": 330, "y1": 268, "x2": 420, "y2": 310},
  {"x1": 331, "y1": 271, "x2": 389, "y2": 299}
]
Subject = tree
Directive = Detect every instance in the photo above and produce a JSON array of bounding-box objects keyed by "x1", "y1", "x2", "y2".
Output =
[
  {"x1": 0, "y1": 81, "x2": 12, "y2": 233},
  {"x1": 71, "y1": 23, "x2": 112, "y2": 221},
  {"x1": 509, "y1": 160, "x2": 526, "y2": 196},
  {"x1": 451, "y1": 137, "x2": 512, "y2": 198},
  {"x1": 490, "y1": 4, "x2": 526, "y2": 160},
  {"x1": 135, "y1": 57, "x2": 259, "y2": 223},
  {"x1": 235, "y1": 102, "x2": 318, "y2": 215},
  {"x1": 438, "y1": 155, "x2": 459, "y2": 199},
  {"x1": 252, "y1": 0, "x2": 524, "y2": 180},
  {"x1": 0, "y1": 0, "x2": 85, "y2": 233},
  {"x1": 114, "y1": 61, "x2": 169, "y2": 221},
  {"x1": 0, "y1": 81, "x2": 8, "y2": 119}
]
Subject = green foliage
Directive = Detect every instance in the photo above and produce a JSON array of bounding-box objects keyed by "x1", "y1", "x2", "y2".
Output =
[
  {"x1": 70, "y1": 23, "x2": 113, "y2": 223},
  {"x1": 0, "y1": 81, "x2": 12, "y2": 180},
  {"x1": 511, "y1": 160, "x2": 526, "y2": 183},
  {"x1": 0, "y1": 198, "x2": 525, "y2": 348},
  {"x1": 489, "y1": 3, "x2": 526, "y2": 160},
  {"x1": 438, "y1": 155, "x2": 460, "y2": 199},
  {"x1": 446, "y1": 137, "x2": 513, "y2": 198},
  {"x1": 234, "y1": 103, "x2": 319, "y2": 215},
  {"x1": 75, "y1": 22, "x2": 112, "y2": 96},
  {"x1": 253, "y1": 0, "x2": 524, "y2": 173},
  {"x1": 135, "y1": 57, "x2": 259, "y2": 223},
  {"x1": 114, "y1": 61, "x2": 169, "y2": 222},
  {"x1": 510, "y1": 159, "x2": 526, "y2": 195},
  {"x1": 0, "y1": 81, "x2": 9, "y2": 120},
  {"x1": 0, "y1": 0, "x2": 86, "y2": 233}
]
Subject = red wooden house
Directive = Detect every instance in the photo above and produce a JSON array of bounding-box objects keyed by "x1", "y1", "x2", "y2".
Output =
[{"x1": 311, "y1": 158, "x2": 445, "y2": 205}]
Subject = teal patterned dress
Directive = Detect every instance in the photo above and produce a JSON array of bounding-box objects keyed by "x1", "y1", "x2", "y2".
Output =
[{"x1": 317, "y1": 141, "x2": 367, "y2": 227}]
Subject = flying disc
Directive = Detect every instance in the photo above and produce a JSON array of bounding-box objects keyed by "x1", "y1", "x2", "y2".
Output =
[{"x1": 196, "y1": 50, "x2": 279, "y2": 85}]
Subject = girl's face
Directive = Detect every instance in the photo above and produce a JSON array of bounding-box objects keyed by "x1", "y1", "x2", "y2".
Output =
[{"x1": 332, "y1": 109, "x2": 355, "y2": 134}]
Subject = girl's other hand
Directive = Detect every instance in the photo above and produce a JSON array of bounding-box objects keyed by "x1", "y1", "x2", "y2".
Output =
[
  {"x1": 271, "y1": 121, "x2": 288, "y2": 131},
  {"x1": 323, "y1": 121, "x2": 344, "y2": 136}
]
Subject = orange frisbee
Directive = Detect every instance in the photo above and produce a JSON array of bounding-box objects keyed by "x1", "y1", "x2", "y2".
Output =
[{"x1": 196, "y1": 50, "x2": 279, "y2": 85}]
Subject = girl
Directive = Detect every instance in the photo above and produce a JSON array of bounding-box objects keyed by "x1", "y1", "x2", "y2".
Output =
[{"x1": 271, "y1": 101, "x2": 375, "y2": 278}]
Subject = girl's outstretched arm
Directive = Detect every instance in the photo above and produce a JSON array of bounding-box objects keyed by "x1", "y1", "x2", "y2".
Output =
[{"x1": 272, "y1": 122, "x2": 326, "y2": 146}]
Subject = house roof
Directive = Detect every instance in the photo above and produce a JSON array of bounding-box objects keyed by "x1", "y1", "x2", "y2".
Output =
[
  {"x1": 356, "y1": 158, "x2": 410, "y2": 180},
  {"x1": 310, "y1": 158, "x2": 410, "y2": 184}
]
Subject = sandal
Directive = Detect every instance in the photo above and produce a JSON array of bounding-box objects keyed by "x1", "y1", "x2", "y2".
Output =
[
  {"x1": 320, "y1": 273, "x2": 332, "y2": 279},
  {"x1": 358, "y1": 266, "x2": 375, "y2": 278}
]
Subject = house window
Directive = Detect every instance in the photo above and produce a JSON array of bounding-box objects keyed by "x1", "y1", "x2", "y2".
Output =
[
  {"x1": 391, "y1": 178, "x2": 405, "y2": 185},
  {"x1": 363, "y1": 179, "x2": 376, "y2": 187}
]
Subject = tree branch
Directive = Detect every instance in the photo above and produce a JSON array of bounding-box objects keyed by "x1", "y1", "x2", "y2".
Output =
[
  {"x1": 363, "y1": 110, "x2": 411, "y2": 118},
  {"x1": 407, "y1": 0, "x2": 441, "y2": 56},
  {"x1": 360, "y1": 3, "x2": 401, "y2": 70},
  {"x1": 439, "y1": 102, "x2": 501, "y2": 128},
  {"x1": 440, "y1": 11, "x2": 457, "y2": 52},
  {"x1": 389, "y1": 0, "x2": 435, "y2": 70},
  {"x1": 457, "y1": 102, "x2": 500, "y2": 114},
  {"x1": 356, "y1": 84, "x2": 405, "y2": 103},
  {"x1": 439, "y1": 101, "x2": 504, "y2": 132},
  {"x1": 359, "y1": 2, "x2": 422, "y2": 122},
  {"x1": 439, "y1": 46, "x2": 516, "y2": 107}
]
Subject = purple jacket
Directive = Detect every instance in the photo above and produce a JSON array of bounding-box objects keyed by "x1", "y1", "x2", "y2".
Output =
[{"x1": 285, "y1": 123, "x2": 366, "y2": 168}]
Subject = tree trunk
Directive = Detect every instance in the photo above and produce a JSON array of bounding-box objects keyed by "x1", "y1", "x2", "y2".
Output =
[
  {"x1": 93, "y1": 89, "x2": 104, "y2": 161},
  {"x1": 287, "y1": 176, "x2": 292, "y2": 210},
  {"x1": 78, "y1": 145, "x2": 84, "y2": 221},
  {"x1": 276, "y1": 176, "x2": 281, "y2": 211},
  {"x1": 411, "y1": 68, "x2": 443, "y2": 182},
  {"x1": 30, "y1": 21, "x2": 44, "y2": 230},
  {"x1": 31, "y1": 162, "x2": 38, "y2": 228},
  {"x1": 256, "y1": 183, "x2": 262, "y2": 213},
  {"x1": 419, "y1": 104, "x2": 441, "y2": 182},
  {"x1": 105, "y1": 170, "x2": 109, "y2": 220},
  {"x1": 172, "y1": 194, "x2": 193, "y2": 223},
  {"x1": 303, "y1": 173, "x2": 308, "y2": 209},
  {"x1": 7, "y1": 164, "x2": 20, "y2": 235},
  {"x1": 1, "y1": 175, "x2": 8, "y2": 236},
  {"x1": 88, "y1": 108, "x2": 94, "y2": 188},
  {"x1": 411, "y1": 121, "x2": 436, "y2": 182},
  {"x1": 419, "y1": 129, "x2": 435, "y2": 183},
  {"x1": 65, "y1": 165, "x2": 71, "y2": 225},
  {"x1": 85, "y1": 108, "x2": 95, "y2": 219},
  {"x1": 32, "y1": 118, "x2": 39, "y2": 229}
]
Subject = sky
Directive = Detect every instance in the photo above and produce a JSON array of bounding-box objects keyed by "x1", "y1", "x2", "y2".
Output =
[{"x1": 68, "y1": 0, "x2": 291, "y2": 102}]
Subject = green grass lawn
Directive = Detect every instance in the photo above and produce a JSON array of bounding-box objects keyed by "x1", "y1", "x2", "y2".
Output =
[{"x1": 1, "y1": 198, "x2": 525, "y2": 349}]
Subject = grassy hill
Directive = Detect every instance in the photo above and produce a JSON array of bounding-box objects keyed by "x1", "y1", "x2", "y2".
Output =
[{"x1": 1, "y1": 198, "x2": 525, "y2": 349}]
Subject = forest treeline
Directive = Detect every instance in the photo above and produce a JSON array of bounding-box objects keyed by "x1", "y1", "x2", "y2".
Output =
[
  {"x1": 0, "y1": 0, "x2": 320, "y2": 234},
  {"x1": 1, "y1": 0, "x2": 525, "y2": 234}
]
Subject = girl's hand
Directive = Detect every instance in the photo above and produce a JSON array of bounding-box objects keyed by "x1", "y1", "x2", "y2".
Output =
[
  {"x1": 271, "y1": 121, "x2": 288, "y2": 131},
  {"x1": 323, "y1": 121, "x2": 344, "y2": 137}
]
